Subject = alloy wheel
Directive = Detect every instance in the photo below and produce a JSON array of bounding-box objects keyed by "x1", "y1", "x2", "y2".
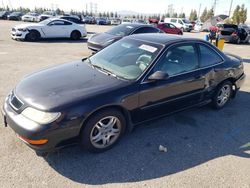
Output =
[
  {"x1": 90, "y1": 116, "x2": 122, "y2": 149},
  {"x1": 216, "y1": 84, "x2": 231, "y2": 107}
]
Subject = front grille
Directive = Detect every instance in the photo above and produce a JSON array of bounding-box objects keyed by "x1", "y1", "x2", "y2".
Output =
[{"x1": 9, "y1": 93, "x2": 23, "y2": 110}]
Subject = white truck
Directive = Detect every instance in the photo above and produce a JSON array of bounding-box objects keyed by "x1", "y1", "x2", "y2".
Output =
[{"x1": 164, "y1": 18, "x2": 193, "y2": 32}]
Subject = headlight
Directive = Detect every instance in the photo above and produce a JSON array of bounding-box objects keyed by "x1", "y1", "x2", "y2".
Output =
[
  {"x1": 17, "y1": 28, "x2": 28, "y2": 32},
  {"x1": 104, "y1": 39, "x2": 115, "y2": 46},
  {"x1": 21, "y1": 107, "x2": 61, "y2": 124}
]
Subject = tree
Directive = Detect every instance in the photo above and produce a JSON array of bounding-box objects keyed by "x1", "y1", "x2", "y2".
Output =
[
  {"x1": 173, "y1": 12, "x2": 178, "y2": 17},
  {"x1": 232, "y1": 5, "x2": 241, "y2": 24},
  {"x1": 239, "y1": 4, "x2": 247, "y2": 24},
  {"x1": 110, "y1": 12, "x2": 114, "y2": 18},
  {"x1": 114, "y1": 12, "x2": 118, "y2": 18},
  {"x1": 189, "y1": 9, "x2": 198, "y2": 21},
  {"x1": 178, "y1": 13, "x2": 185, "y2": 18},
  {"x1": 206, "y1": 8, "x2": 214, "y2": 20},
  {"x1": 200, "y1": 7, "x2": 207, "y2": 22},
  {"x1": 166, "y1": 13, "x2": 170, "y2": 18}
]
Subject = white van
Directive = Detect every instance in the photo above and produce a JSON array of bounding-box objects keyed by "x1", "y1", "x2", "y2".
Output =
[{"x1": 164, "y1": 18, "x2": 193, "y2": 32}]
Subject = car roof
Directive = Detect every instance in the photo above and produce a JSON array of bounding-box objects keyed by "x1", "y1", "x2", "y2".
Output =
[
  {"x1": 127, "y1": 33, "x2": 205, "y2": 45},
  {"x1": 121, "y1": 23, "x2": 153, "y2": 28}
]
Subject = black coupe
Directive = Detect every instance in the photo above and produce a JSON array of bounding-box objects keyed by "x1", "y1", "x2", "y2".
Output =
[
  {"x1": 2, "y1": 34, "x2": 245, "y2": 153},
  {"x1": 87, "y1": 23, "x2": 162, "y2": 51}
]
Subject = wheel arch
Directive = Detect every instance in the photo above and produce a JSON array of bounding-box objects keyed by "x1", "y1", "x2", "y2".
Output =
[
  {"x1": 29, "y1": 29, "x2": 41, "y2": 35},
  {"x1": 217, "y1": 77, "x2": 237, "y2": 98},
  {"x1": 79, "y1": 105, "x2": 133, "y2": 135},
  {"x1": 71, "y1": 29, "x2": 81, "y2": 35}
]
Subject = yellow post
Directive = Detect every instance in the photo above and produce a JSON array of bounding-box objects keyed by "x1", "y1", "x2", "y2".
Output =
[{"x1": 217, "y1": 39, "x2": 225, "y2": 51}]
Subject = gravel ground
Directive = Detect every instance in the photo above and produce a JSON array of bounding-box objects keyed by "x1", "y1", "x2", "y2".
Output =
[{"x1": 0, "y1": 20, "x2": 250, "y2": 188}]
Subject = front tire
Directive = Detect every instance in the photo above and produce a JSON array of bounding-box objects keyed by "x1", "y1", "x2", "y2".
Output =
[
  {"x1": 25, "y1": 30, "x2": 40, "y2": 42},
  {"x1": 212, "y1": 81, "x2": 233, "y2": 109},
  {"x1": 80, "y1": 109, "x2": 126, "y2": 153}
]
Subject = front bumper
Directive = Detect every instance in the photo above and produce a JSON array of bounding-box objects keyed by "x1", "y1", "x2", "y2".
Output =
[
  {"x1": 87, "y1": 41, "x2": 103, "y2": 51},
  {"x1": 11, "y1": 29, "x2": 27, "y2": 40},
  {"x1": 2, "y1": 95, "x2": 82, "y2": 152}
]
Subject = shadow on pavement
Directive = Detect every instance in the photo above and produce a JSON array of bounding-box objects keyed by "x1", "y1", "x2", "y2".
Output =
[
  {"x1": 34, "y1": 38, "x2": 88, "y2": 44},
  {"x1": 43, "y1": 91, "x2": 250, "y2": 185}
]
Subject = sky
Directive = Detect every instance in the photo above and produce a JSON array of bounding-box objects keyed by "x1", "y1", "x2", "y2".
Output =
[{"x1": 2, "y1": 0, "x2": 250, "y2": 21}]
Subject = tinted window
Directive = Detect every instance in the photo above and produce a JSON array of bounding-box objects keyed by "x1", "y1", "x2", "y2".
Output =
[
  {"x1": 133, "y1": 27, "x2": 160, "y2": 34},
  {"x1": 199, "y1": 44, "x2": 223, "y2": 67},
  {"x1": 106, "y1": 24, "x2": 134, "y2": 36},
  {"x1": 178, "y1": 20, "x2": 183, "y2": 24},
  {"x1": 169, "y1": 24, "x2": 176, "y2": 28},
  {"x1": 49, "y1": 20, "x2": 72, "y2": 25},
  {"x1": 171, "y1": 19, "x2": 177, "y2": 23},
  {"x1": 154, "y1": 44, "x2": 198, "y2": 76}
]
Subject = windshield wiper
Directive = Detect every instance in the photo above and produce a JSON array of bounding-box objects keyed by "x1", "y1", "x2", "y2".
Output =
[{"x1": 92, "y1": 64, "x2": 118, "y2": 78}]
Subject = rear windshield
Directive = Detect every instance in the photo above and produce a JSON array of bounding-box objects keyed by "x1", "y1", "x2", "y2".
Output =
[
  {"x1": 220, "y1": 24, "x2": 238, "y2": 29},
  {"x1": 106, "y1": 24, "x2": 134, "y2": 36}
]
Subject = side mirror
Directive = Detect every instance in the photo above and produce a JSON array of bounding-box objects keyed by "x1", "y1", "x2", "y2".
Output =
[{"x1": 148, "y1": 71, "x2": 169, "y2": 81}]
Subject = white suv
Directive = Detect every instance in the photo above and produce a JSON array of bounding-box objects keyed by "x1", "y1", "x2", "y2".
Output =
[{"x1": 164, "y1": 18, "x2": 193, "y2": 32}]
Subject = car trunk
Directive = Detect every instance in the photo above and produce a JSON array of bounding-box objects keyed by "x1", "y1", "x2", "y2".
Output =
[{"x1": 220, "y1": 28, "x2": 236, "y2": 36}]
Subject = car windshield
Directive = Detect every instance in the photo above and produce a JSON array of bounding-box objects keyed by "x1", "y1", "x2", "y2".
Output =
[
  {"x1": 88, "y1": 38, "x2": 163, "y2": 80},
  {"x1": 0, "y1": 11, "x2": 6, "y2": 16},
  {"x1": 29, "y1": 13, "x2": 38, "y2": 16},
  {"x1": 106, "y1": 24, "x2": 134, "y2": 36},
  {"x1": 39, "y1": 18, "x2": 53, "y2": 24},
  {"x1": 10, "y1": 12, "x2": 21, "y2": 16},
  {"x1": 182, "y1": 19, "x2": 190, "y2": 24}
]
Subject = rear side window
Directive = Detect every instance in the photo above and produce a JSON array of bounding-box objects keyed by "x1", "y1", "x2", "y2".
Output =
[
  {"x1": 133, "y1": 27, "x2": 160, "y2": 34},
  {"x1": 171, "y1": 19, "x2": 176, "y2": 23},
  {"x1": 199, "y1": 44, "x2": 223, "y2": 67},
  {"x1": 153, "y1": 44, "x2": 198, "y2": 76}
]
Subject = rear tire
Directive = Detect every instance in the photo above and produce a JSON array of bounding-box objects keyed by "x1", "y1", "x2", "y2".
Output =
[
  {"x1": 212, "y1": 81, "x2": 233, "y2": 109},
  {"x1": 70, "y1": 30, "x2": 81, "y2": 40},
  {"x1": 80, "y1": 109, "x2": 126, "y2": 153},
  {"x1": 25, "y1": 30, "x2": 40, "y2": 42}
]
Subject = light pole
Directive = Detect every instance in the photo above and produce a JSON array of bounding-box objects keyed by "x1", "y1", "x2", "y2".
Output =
[{"x1": 228, "y1": 0, "x2": 233, "y2": 17}]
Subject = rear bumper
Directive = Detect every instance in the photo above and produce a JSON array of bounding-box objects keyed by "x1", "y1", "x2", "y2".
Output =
[
  {"x1": 220, "y1": 35, "x2": 238, "y2": 43},
  {"x1": 2, "y1": 95, "x2": 82, "y2": 152}
]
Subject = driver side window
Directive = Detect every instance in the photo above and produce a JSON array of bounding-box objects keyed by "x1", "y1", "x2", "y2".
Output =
[
  {"x1": 49, "y1": 21, "x2": 65, "y2": 26},
  {"x1": 153, "y1": 44, "x2": 198, "y2": 76}
]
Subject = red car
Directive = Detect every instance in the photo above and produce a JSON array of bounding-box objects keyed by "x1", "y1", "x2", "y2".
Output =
[{"x1": 157, "y1": 23, "x2": 183, "y2": 35}]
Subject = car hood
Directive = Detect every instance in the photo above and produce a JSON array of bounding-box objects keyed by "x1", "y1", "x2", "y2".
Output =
[
  {"x1": 15, "y1": 61, "x2": 127, "y2": 111},
  {"x1": 89, "y1": 32, "x2": 122, "y2": 45},
  {"x1": 14, "y1": 23, "x2": 44, "y2": 29}
]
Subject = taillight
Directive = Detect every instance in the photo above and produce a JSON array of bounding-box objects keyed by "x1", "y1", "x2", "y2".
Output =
[{"x1": 231, "y1": 32, "x2": 237, "y2": 37}]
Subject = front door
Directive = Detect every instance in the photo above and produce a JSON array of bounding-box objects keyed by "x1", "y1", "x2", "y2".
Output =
[
  {"x1": 43, "y1": 20, "x2": 68, "y2": 38},
  {"x1": 136, "y1": 43, "x2": 205, "y2": 122}
]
